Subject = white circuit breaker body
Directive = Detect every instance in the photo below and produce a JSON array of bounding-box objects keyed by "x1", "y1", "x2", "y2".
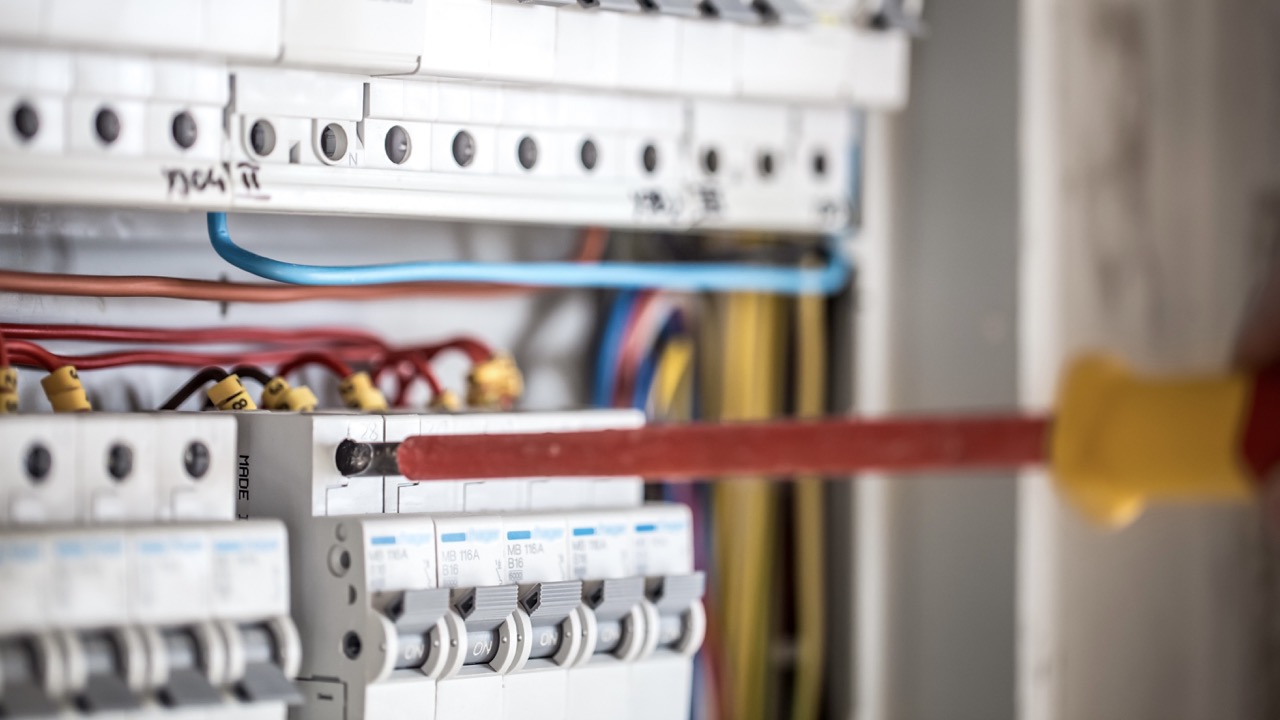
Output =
[{"x1": 236, "y1": 410, "x2": 703, "y2": 720}]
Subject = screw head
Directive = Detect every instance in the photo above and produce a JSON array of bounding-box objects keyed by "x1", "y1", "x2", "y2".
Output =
[
  {"x1": 758, "y1": 151, "x2": 775, "y2": 178},
  {"x1": 24, "y1": 443, "x2": 51, "y2": 483},
  {"x1": 702, "y1": 148, "x2": 719, "y2": 175},
  {"x1": 107, "y1": 443, "x2": 133, "y2": 481},
  {"x1": 183, "y1": 441, "x2": 210, "y2": 480},
  {"x1": 320, "y1": 123, "x2": 347, "y2": 161},
  {"x1": 385, "y1": 125, "x2": 411, "y2": 165},
  {"x1": 342, "y1": 631, "x2": 362, "y2": 659},
  {"x1": 517, "y1": 136, "x2": 538, "y2": 170},
  {"x1": 171, "y1": 111, "x2": 197, "y2": 150},
  {"x1": 13, "y1": 103, "x2": 38, "y2": 142},
  {"x1": 250, "y1": 120, "x2": 276, "y2": 156},
  {"x1": 452, "y1": 130, "x2": 476, "y2": 168},
  {"x1": 641, "y1": 144, "x2": 658, "y2": 174},
  {"x1": 812, "y1": 150, "x2": 827, "y2": 178},
  {"x1": 579, "y1": 139, "x2": 598, "y2": 171},
  {"x1": 94, "y1": 108, "x2": 121, "y2": 145}
]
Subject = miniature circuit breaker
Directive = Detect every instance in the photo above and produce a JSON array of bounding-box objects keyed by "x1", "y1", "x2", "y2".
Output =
[
  {"x1": 0, "y1": 413, "x2": 302, "y2": 719},
  {"x1": 234, "y1": 410, "x2": 705, "y2": 720}
]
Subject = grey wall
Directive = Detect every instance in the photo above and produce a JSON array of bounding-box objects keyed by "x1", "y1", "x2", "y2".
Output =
[{"x1": 872, "y1": 0, "x2": 1021, "y2": 716}]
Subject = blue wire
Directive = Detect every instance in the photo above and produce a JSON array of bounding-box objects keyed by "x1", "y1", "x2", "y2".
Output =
[
  {"x1": 630, "y1": 311, "x2": 683, "y2": 411},
  {"x1": 592, "y1": 291, "x2": 638, "y2": 408},
  {"x1": 207, "y1": 213, "x2": 849, "y2": 295}
]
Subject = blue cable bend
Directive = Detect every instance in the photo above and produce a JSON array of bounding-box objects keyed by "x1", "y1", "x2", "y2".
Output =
[{"x1": 207, "y1": 213, "x2": 849, "y2": 295}]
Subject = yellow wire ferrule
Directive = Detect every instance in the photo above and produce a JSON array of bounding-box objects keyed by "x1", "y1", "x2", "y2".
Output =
[
  {"x1": 260, "y1": 376, "x2": 318, "y2": 412},
  {"x1": 428, "y1": 389, "x2": 461, "y2": 412},
  {"x1": 280, "y1": 385, "x2": 318, "y2": 412},
  {"x1": 208, "y1": 374, "x2": 257, "y2": 411},
  {"x1": 338, "y1": 371, "x2": 387, "y2": 411},
  {"x1": 260, "y1": 376, "x2": 291, "y2": 410},
  {"x1": 465, "y1": 354, "x2": 524, "y2": 409},
  {"x1": 0, "y1": 367, "x2": 18, "y2": 413},
  {"x1": 1051, "y1": 354, "x2": 1254, "y2": 528},
  {"x1": 41, "y1": 366, "x2": 91, "y2": 412}
]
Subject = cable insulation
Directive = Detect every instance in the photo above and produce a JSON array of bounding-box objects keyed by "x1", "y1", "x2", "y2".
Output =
[
  {"x1": 0, "y1": 227, "x2": 607, "y2": 302},
  {"x1": 208, "y1": 213, "x2": 849, "y2": 294}
]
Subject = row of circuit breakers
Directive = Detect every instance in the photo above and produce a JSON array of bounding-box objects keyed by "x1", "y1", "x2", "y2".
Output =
[
  {"x1": 0, "y1": 0, "x2": 908, "y2": 230},
  {"x1": 0, "y1": 409, "x2": 702, "y2": 720}
]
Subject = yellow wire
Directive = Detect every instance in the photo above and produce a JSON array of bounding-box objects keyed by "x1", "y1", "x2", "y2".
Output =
[
  {"x1": 791, "y1": 284, "x2": 828, "y2": 720},
  {"x1": 718, "y1": 291, "x2": 784, "y2": 720},
  {"x1": 652, "y1": 336, "x2": 694, "y2": 420}
]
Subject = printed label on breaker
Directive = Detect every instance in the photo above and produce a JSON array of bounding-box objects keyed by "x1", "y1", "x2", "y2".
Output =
[
  {"x1": 364, "y1": 519, "x2": 436, "y2": 592},
  {"x1": 0, "y1": 535, "x2": 48, "y2": 632},
  {"x1": 434, "y1": 518, "x2": 504, "y2": 588},
  {"x1": 633, "y1": 512, "x2": 693, "y2": 576},
  {"x1": 129, "y1": 528, "x2": 211, "y2": 624},
  {"x1": 211, "y1": 524, "x2": 289, "y2": 619},
  {"x1": 569, "y1": 518, "x2": 633, "y2": 580},
  {"x1": 50, "y1": 531, "x2": 128, "y2": 628},
  {"x1": 503, "y1": 519, "x2": 567, "y2": 584}
]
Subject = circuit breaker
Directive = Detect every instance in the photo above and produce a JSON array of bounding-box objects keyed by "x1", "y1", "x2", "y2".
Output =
[
  {"x1": 235, "y1": 410, "x2": 704, "y2": 720},
  {"x1": 0, "y1": 414, "x2": 301, "y2": 719}
]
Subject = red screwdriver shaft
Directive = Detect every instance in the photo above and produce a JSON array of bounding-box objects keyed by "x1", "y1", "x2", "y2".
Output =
[{"x1": 396, "y1": 414, "x2": 1051, "y2": 481}]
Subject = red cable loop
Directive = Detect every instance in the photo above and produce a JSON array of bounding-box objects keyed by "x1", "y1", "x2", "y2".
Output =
[{"x1": 275, "y1": 352, "x2": 354, "y2": 380}]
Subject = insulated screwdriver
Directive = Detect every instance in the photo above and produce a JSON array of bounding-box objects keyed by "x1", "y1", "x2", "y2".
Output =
[{"x1": 336, "y1": 354, "x2": 1280, "y2": 527}]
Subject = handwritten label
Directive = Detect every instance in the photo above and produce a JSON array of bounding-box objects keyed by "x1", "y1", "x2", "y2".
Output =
[
  {"x1": 696, "y1": 185, "x2": 722, "y2": 215},
  {"x1": 162, "y1": 162, "x2": 267, "y2": 200},
  {"x1": 632, "y1": 189, "x2": 682, "y2": 220}
]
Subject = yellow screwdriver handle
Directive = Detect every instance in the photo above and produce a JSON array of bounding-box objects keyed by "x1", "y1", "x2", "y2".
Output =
[{"x1": 1051, "y1": 355, "x2": 1268, "y2": 527}]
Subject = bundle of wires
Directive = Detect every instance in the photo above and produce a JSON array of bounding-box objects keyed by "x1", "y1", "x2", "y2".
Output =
[
  {"x1": 0, "y1": 323, "x2": 499, "y2": 411},
  {"x1": 594, "y1": 290, "x2": 720, "y2": 719},
  {"x1": 594, "y1": 248, "x2": 834, "y2": 720}
]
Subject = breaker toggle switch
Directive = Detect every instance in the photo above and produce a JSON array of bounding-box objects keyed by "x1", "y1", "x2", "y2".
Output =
[
  {"x1": 696, "y1": 0, "x2": 760, "y2": 22},
  {"x1": 578, "y1": 0, "x2": 644, "y2": 12},
  {"x1": 232, "y1": 623, "x2": 303, "y2": 706},
  {"x1": 72, "y1": 631, "x2": 144, "y2": 713},
  {"x1": 0, "y1": 636, "x2": 62, "y2": 718},
  {"x1": 638, "y1": 0, "x2": 703, "y2": 17},
  {"x1": 451, "y1": 585, "x2": 526, "y2": 674},
  {"x1": 750, "y1": 0, "x2": 811, "y2": 24},
  {"x1": 581, "y1": 577, "x2": 648, "y2": 662},
  {"x1": 645, "y1": 573, "x2": 707, "y2": 656},
  {"x1": 518, "y1": 580, "x2": 586, "y2": 666},
  {"x1": 386, "y1": 588, "x2": 464, "y2": 678},
  {"x1": 155, "y1": 628, "x2": 225, "y2": 708}
]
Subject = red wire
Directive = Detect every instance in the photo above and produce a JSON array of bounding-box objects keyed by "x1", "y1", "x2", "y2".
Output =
[
  {"x1": 408, "y1": 353, "x2": 446, "y2": 396},
  {"x1": 274, "y1": 352, "x2": 353, "y2": 379},
  {"x1": 371, "y1": 351, "x2": 446, "y2": 405},
  {"x1": 423, "y1": 337, "x2": 493, "y2": 364},
  {"x1": 9, "y1": 345, "x2": 301, "y2": 371},
  {"x1": 381, "y1": 359, "x2": 420, "y2": 408},
  {"x1": 0, "y1": 329, "x2": 9, "y2": 367},
  {"x1": 1, "y1": 323, "x2": 386, "y2": 350},
  {"x1": 612, "y1": 292, "x2": 655, "y2": 407},
  {"x1": 7, "y1": 343, "x2": 413, "y2": 373},
  {"x1": 8, "y1": 341, "x2": 64, "y2": 372}
]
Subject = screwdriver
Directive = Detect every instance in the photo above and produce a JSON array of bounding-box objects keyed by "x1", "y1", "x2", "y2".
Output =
[{"x1": 337, "y1": 354, "x2": 1280, "y2": 527}]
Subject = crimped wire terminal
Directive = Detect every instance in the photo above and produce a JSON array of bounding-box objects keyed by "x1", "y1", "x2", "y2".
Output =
[
  {"x1": 208, "y1": 374, "x2": 257, "y2": 411},
  {"x1": 41, "y1": 366, "x2": 91, "y2": 412},
  {"x1": 0, "y1": 367, "x2": 18, "y2": 413},
  {"x1": 466, "y1": 354, "x2": 524, "y2": 409},
  {"x1": 428, "y1": 389, "x2": 461, "y2": 412},
  {"x1": 339, "y1": 371, "x2": 388, "y2": 411},
  {"x1": 261, "y1": 376, "x2": 319, "y2": 412}
]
